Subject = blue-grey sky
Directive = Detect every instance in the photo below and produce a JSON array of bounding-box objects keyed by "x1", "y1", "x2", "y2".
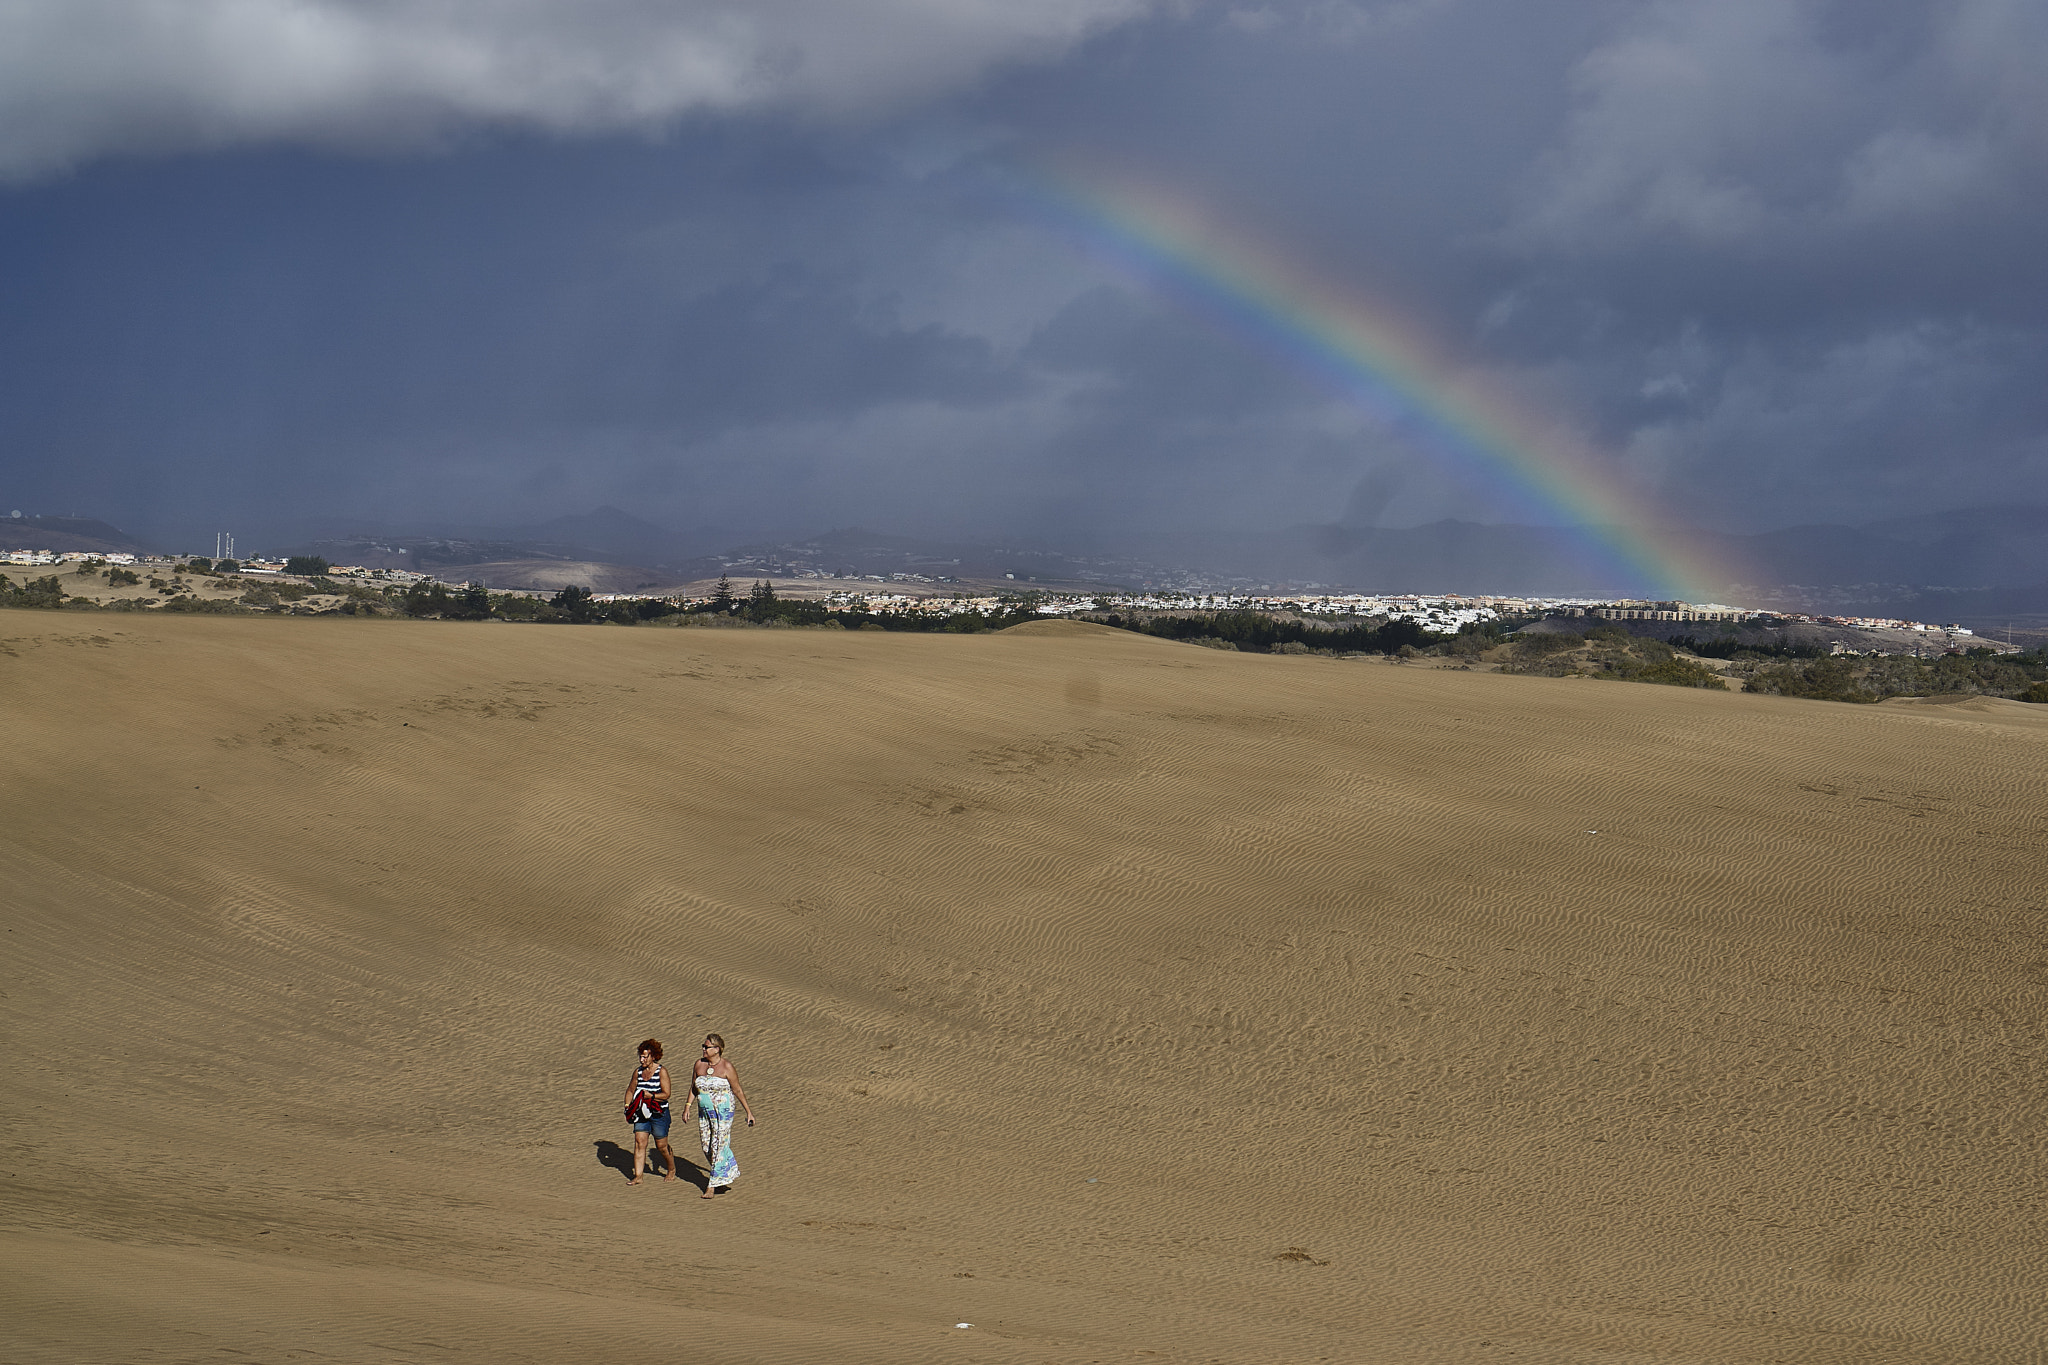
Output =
[{"x1": 2, "y1": 0, "x2": 2044, "y2": 553}]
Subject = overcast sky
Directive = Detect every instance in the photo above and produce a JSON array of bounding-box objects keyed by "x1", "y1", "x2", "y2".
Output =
[{"x1": 2, "y1": 0, "x2": 2044, "y2": 553}]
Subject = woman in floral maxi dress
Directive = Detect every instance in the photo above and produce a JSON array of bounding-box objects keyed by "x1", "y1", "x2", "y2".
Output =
[{"x1": 688, "y1": 1033, "x2": 756, "y2": 1199}]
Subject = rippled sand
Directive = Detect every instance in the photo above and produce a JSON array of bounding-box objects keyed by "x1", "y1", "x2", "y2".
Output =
[{"x1": 3, "y1": 614, "x2": 2043, "y2": 1363}]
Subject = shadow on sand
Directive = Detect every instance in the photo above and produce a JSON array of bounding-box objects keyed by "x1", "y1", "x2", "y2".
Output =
[{"x1": 594, "y1": 1138, "x2": 706, "y2": 1191}]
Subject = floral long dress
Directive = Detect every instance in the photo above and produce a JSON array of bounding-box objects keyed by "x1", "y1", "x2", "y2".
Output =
[{"x1": 694, "y1": 1075, "x2": 740, "y2": 1188}]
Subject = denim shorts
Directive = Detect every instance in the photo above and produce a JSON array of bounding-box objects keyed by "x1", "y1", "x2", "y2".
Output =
[{"x1": 632, "y1": 1108, "x2": 671, "y2": 1138}]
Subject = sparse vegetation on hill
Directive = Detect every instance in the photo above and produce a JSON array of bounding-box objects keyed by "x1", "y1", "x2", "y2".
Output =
[
  {"x1": 1500, "y1": 627, "x2": 1727, "y2": 689},
  {"x1": 1667, "y1": 633, "x2": 1830, "y2": 661},
  {"x1": 158, "y1": 595, "x2": 249, "y2": 614},
  {"x1": 1739, "y1": 648, "x2": 2048, "y2": 703}
]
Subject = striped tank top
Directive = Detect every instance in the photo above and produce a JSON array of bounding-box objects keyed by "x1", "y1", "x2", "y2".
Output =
[{"x1": 636, "y1": 1065, "x2": 667, "y2": 1111}]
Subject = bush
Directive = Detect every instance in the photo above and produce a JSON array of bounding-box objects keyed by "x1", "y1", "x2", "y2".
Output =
[
  {"x1": 160, "y1": 595, "x2": 247, "y2": 614},
  {"x1": 107, "y1": 567, "x2": 141, "y2": 586},
  {"x1": 285, "y1": 555, "x2": 330, "y2": 577},
  {"x1": 0, "y1": 574, "x2": 68, "y2": 609},
  {"x1": 187, "y1": 558, "x2": 213, "y2": 573},
  {"x1": 493, "y1": 594, "x2": 542, "y2": 621},
  {"x1": 1510, "y1": 631, "x2": 1584, "y2": 658},
  {"x1": 1670, "y1": 633, "x2": 1827, "y2": 661},
  {"x1": 1744, "y1": 658, "x2": 1877, "y2": 703},
  {"x1": 1739, "y1": 650, "x2": 2048, "y2": 703},
  {"x1": 1627, "y1": 656, "x2": 1728, "y2": 689},
  {"x1": 2018, "y1": 681, "x2": 2048, "y2": 704}
]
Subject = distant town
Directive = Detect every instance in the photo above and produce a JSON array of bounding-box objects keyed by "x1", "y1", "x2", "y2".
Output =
[{"x1": 3, "y1": 544, "x2": 1993, "y2": 649}]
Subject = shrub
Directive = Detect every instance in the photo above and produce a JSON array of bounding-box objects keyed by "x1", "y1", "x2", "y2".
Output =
[
  {"x1": 1744, "y1": 658, "x2": 1876, "y2": 703},
  {"x1": 1628, "y1": 656, "x2": 1728, "y2": 690},
  {"x1": 161, "y1": 595, "x2": 247, "y2": 614},
  {"x1": 1511, "y1": 631, "x2": 1584, "y2": 658},
  {"x1": 1, "y1": 574, "x2": 68, "y2": 609},
  {"x1": 493, "y1": 594, "x2": 542, "y2": 620},
  {"x1": 285, "y1": 555, "x2": 330, "y2": 577},
  {"x1": 106, "y1": 568, "x2": 140, "y2": 586},
  {"x1": 2018, "y1": 682, "x2": 2048, "y2": 704}
]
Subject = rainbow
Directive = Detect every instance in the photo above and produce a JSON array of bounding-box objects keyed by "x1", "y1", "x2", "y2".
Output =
[{"x1": 1017, "y1": 166, "x2": 1729, "y2": 601}]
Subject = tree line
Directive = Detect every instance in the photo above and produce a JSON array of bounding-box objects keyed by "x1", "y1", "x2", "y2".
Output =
[{"x1": 1088, "y1": 609, "x2": 1444, "y2": 656}]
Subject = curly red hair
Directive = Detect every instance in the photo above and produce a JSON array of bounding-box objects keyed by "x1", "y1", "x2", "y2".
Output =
[{"x1": 637, "y1": 1038, "x2": 663, "y2": 1061}]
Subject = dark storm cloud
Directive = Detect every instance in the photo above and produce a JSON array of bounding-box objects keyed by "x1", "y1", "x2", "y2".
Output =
[
  {"x1": 2, "y1": 0, "x2": 2045, "y2": 554},
  {"x1": 0, "y1": 0, "x2": 1153, "y2": 180},
  {"x1": 0, "y1": 138, "x2": 1031, "y2": 539},
  {"x1": 1470, "y1": 0, "x2": 2048, "y2": 524}
]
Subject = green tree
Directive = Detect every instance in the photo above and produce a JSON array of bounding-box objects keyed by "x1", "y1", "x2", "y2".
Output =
[
  {"x1": 551, "y1": 584, "x2": 596, "y2": 623},
  {"x1": 285, "y1": 555, "x2": 330, "y2": 577},
  {"x1": 633, "y1": 597, "x2": 678, "y2": 621},
  {"x1": 403, "y1": 581, "x2": 460, "y2": 618},
  {"x1": 747, "y1": 579, "x2": 778, "y2": 621},
  {"x1": 712, "y1": 574, "x2": 735, "y2": 612},
  {"x1": 456, "y1": 584, "x2": 492, "y2": 620}
]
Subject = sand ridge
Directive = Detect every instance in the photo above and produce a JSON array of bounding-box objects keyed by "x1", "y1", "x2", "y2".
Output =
[{"x1": 2, "y1": 613, "x2": 2044, "y2": 1362}]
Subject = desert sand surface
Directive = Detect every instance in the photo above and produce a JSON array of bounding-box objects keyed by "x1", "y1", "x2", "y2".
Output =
[{"x1": 3, "y1": 614, "x2": 2044, "y2": 1364}]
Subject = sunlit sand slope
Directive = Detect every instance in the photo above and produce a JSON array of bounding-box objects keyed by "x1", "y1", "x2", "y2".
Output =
[{"x1": 3, "y1": 615, "x2": 2044, "y2": 1364}]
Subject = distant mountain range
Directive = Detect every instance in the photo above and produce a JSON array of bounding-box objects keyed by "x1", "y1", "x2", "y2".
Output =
[{"x1": 0, "y1": 514, "x2": 151, "y2": 557}]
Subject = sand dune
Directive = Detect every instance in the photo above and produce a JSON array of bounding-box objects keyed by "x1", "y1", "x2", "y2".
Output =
[{"x1": 3, "y1": 614, "x2": 2044, "y2": 1363}]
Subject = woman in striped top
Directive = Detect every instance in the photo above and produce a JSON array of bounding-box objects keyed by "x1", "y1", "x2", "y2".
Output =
[{"x1": 622, "y1": 1038, "x2": 675, "y2": 1185}]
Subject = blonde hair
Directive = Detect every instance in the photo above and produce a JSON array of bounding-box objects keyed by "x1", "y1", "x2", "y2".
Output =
[{"x1": 703, "y1": 1033, "x2": 726, "y2": 1052}]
